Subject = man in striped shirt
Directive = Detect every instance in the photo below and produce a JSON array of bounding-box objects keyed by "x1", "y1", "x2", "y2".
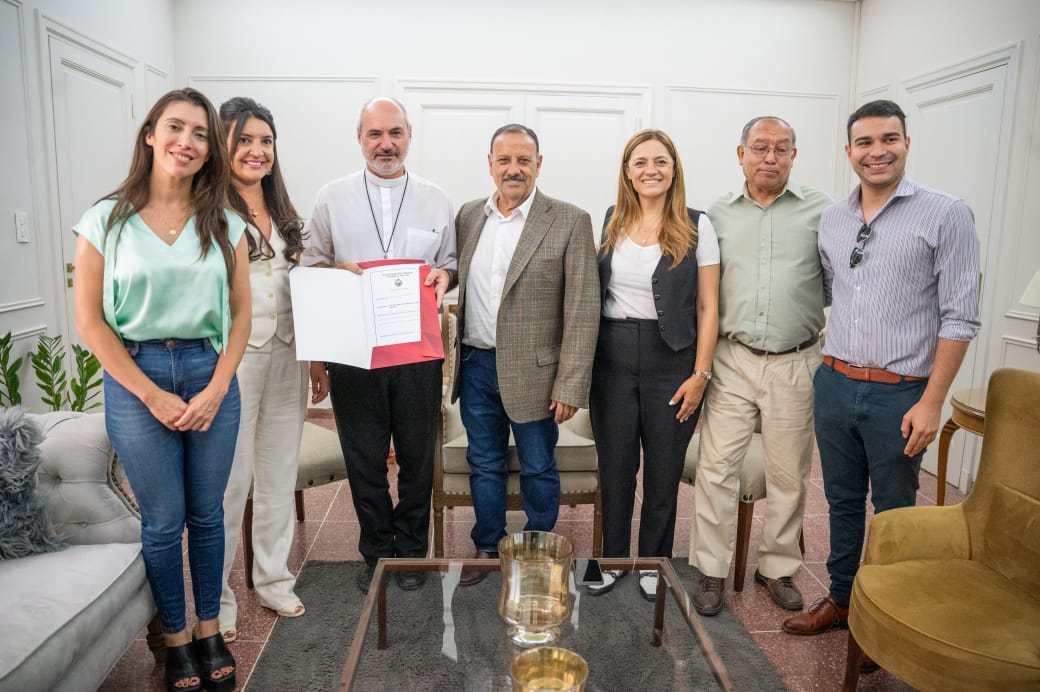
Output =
[{"x1": 783, "y1": 99, "x2": 980, "y2": 637}]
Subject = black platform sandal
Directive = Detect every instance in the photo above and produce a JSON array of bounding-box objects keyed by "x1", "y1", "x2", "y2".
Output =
[
  {"x1": 164, "y1": 641, "x2": 202, "y2": 692},
  {"x1": 192, "y1": 632, "x2": 236, "y2": 691}
]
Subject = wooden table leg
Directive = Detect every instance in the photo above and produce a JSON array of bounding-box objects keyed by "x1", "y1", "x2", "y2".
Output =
[
  {"x1": 377, "y1": 574, "x2": 388, "y2": 649},
  {"x1": 652, "y1": 573, "x2": 666, "y2": 647},
  {"x1": 936, "y1": 418, "x2": 960, "y2": 507}
]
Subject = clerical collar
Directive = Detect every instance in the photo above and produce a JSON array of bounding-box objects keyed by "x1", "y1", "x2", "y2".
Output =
[{"x1": 364, "y1": 168, "x2": 408, "y2": 188}]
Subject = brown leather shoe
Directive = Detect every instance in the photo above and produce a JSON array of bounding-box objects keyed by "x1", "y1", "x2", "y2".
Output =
[
  {"x1": 781, "y1": 596, "x2": 848, "y2": 635},
  {"x1": 754, "y1": 569, "x2": 804, "y2": 611},
  {"x1": 691, "y1": 575, "x2": 725, "y2": 616},
  {"x1": 459, "y1": 550, "x2": 496, "y2": 586}
]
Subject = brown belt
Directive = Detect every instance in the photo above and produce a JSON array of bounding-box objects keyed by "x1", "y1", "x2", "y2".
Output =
[
  {"x1": 823, "y1": 356, "x2": 926, "y2": 384},
  {"x1": 737, "y1": 335, "x2": 819, "y2": 357}
]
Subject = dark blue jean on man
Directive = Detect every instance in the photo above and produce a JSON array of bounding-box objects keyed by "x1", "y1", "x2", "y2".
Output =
[
  {"x1": 104, "y1": 338, "x2": 240, "y2": 633},
  {"x1": 814, "y1": 363, "x2": 925, "y2": 608},
  {"x1": 459, "y1": 345, "x2": 560, "y2": 553}
]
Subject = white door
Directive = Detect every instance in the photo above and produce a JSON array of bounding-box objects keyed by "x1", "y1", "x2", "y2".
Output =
[
  {"x1": 46, "y1": 28, "x2": 136, "y2": 343},
  {"x1": 526, "y1": 92, "x2": 643, "y2": 231},
  {"x1": 399, "y1": 83, "x2": 648, "y2": 229},
  {"x1": 399, "y1": 87, "x2": 525, "y2": 210},
  {"x1": 902, "y1": 63, "x2": 1010, "y2": 491}
]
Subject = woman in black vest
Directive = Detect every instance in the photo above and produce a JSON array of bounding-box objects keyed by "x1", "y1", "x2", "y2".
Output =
[{"x1": 588, "y1": 129, "x2": 720, "y2": 599}]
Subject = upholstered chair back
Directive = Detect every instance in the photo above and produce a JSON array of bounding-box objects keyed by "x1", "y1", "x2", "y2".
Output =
[{"x1": 961, "y1": 368, "x2": 1040, "y2": 600}]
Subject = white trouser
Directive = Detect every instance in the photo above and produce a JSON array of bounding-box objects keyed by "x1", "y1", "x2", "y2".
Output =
[
  {"x1": 690, "y1": 338, "x2": 821, "y2": 579},
  {"x1": 219, "y1": 337, "x2": 307, "y2": 627}
]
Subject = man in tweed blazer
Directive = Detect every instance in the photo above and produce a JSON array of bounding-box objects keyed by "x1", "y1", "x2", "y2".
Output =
[{"x1": 451, "y1": 124, "x2": 599, "y2": 585}]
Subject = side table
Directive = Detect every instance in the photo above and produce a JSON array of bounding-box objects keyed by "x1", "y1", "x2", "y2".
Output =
[{"x1": 936, "y1": 388, "x2": 986, "y2": 505}]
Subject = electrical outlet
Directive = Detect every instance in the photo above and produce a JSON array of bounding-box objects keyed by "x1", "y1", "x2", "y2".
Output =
[{"x1": 15, "y1": 211, "x2": 30, "y2": 243}]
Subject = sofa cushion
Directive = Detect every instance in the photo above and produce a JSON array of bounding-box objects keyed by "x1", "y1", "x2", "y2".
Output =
[
  {"x1": 0, "y1": 407, "x2": 64, "y2": 559},
  {"x1": 852, "y1": 558, "x2": 1040, "y2": 689},
  {"x1": 30, "y1": 412, "x2": 141, "y2": 545},
  {"x1": 0, "y1": 542, "x2": 145, "y2": 689}
]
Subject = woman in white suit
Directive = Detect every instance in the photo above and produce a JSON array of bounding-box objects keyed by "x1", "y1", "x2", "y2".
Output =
[{"x1": 217, "y1": 97, "x2": 326, "y2": 642}]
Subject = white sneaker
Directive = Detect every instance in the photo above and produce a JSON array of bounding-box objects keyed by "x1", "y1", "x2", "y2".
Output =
[
  {"x1": 638, "y1": 570, "x2": 659, "y2": 601},
  {"x1": 586, "y1": 569, "x2": 628, "y2": 596}
]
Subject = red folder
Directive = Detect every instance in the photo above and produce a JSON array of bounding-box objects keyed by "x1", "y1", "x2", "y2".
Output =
[{"x1": 357, "y1": 260, "x2": 444, "y2": 369}]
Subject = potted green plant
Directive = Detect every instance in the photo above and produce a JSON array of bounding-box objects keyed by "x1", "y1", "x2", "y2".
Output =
[{"x1": 0, "y1": 331, "x2": 23, "y2": 407}]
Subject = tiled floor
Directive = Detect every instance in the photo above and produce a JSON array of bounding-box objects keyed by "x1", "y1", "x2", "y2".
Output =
[{"x1": 100, "y1": 412, "x2": 965, "y2": 691}]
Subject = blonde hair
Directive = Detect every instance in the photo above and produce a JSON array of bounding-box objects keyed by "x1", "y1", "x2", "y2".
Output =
[{"x1": 602, "y1": 129, "x2": 696, "y2": 267}]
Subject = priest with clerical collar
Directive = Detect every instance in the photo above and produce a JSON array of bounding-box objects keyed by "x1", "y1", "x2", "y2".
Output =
[{"x1": 300, "y1": 96, "x2": 457, "y2": 593}]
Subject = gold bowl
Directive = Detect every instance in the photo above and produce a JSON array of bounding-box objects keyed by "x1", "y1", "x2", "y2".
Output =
[{"x1": 510, "y1": 646, "x2": 588, "y2": 691}]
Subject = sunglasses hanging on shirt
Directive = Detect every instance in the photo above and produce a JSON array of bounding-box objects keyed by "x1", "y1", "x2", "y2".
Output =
[{"x1": 849, "y1": 223, "x2": 873, "y2": 268}]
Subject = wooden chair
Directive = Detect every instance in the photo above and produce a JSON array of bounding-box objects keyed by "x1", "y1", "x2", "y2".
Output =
[
  {"x1": 681, "y1": 421, "x2": 804, "y2": 590},
  {"x1": 843, "y1": 368, "x2": 1040, "y2": 691},
  {"x1": 432, "y1": 304, "x2": 602, "y2": 557},
  {"x1": 243, "y1": 420, "x2": 345, "y2": 588}
]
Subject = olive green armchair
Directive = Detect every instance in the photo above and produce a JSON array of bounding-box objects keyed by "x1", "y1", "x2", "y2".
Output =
[{"x1": 843, "y1": 368, "x2": 1040, "y2": 691}]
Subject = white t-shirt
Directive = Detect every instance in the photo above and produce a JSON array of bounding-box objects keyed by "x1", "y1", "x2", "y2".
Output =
[{"x1": 602, "y1": 214, "x2": 719, "y2": 320}]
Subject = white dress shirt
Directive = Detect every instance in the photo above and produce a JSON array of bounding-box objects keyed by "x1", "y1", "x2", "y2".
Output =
[
  {"x1": 820, "y1": 176, "x2": 980, "y2": 376},
  {"x1": 463, "y1": 188, "x2": 538, "y2": 349},
  {"x1": 300, "y1": 169, "x2": 456, "y2": 270}
]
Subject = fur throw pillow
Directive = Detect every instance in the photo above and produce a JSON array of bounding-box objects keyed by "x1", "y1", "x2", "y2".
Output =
[{"x1": 0, "y1": 407, "x2": 64, "y2": 559}]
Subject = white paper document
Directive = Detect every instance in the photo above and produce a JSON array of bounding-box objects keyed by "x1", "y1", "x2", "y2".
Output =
[
  {"x1": 289, "y1": 263, "x2": 427, "y2": 368},
  {"x1": 366, "y1": 264, "x2": 422, "y2": 346}
]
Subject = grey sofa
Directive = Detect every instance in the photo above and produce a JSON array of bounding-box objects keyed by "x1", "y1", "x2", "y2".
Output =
[{"x1": 0, "y1": 412, "x2": 161, "y2": 692}]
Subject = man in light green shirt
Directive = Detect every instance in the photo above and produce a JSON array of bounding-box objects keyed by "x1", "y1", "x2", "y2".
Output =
[{"x1": 690, "y1": 116, "x2": 831, "y2": 617}]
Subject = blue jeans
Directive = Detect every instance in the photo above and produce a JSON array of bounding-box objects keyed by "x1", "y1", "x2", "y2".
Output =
[
  {"x1": 104, "y1": 338, "x2": 240, "y2": 633},
  {"x1": 459, "y1": 346, "x2": 560, "y2": 553},
  {"x1": 814, "y1": 363, "x2": 925, "y2": 608}
]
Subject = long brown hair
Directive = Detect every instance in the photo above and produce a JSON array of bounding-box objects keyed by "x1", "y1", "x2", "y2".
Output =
[
  {"x1": 601, "y1": 129, "x2": 697, "y2": 268},
  {"x1": 103, "y1": 87, "x2": 235, "y2": 281},
  {"x1": 220, "y1": 97, "x2": 305, "y2": 265}
]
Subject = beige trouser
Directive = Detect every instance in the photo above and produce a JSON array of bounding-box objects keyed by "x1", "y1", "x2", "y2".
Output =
[
  {"x1": 219, "y1": 337, "x2": 307, "y2": 628},
  {"x1": 690, "y1": 338, "x2": 821, "y2": 579}
]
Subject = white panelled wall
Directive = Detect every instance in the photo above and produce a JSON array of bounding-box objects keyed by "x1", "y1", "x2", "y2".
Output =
[
  {"x1": 855, "y1": 0, "x2": 1040, "y2": 489},
  {"x1": 0, "y1": 0, "x2": 174, "y2": 409},
  {"x1": 171, "y1": 0, "x2": 858, "y2": 216},
  {"x1": 2, "y1": 0, "x2": 1039, "y2": 486}
]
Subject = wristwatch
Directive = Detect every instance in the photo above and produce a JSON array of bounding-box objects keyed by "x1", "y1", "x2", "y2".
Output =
[{"x1": 693, "y1": 370, "x2": 712, "y2": 381}]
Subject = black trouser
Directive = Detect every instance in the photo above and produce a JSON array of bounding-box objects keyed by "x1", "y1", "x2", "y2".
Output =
[
  {"x1": 327, "y1": 359, "x2": 442, "y2": 564},
  {"x1": 589, "y1": 318, "x2": 699, "y2": 558}
]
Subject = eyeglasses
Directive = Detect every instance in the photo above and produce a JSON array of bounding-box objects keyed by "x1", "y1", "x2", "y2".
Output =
[
  {"x1": 849, "y1": 223, "x2": 872, "y2": 268},
  {"x1": 744, "y1": 144, "x2": 793, "y2": 159}
]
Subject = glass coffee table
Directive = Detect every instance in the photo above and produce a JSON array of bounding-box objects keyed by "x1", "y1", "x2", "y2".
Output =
[{"x1": 338, "y1": 557, "x2": 736, "y2": 691}]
